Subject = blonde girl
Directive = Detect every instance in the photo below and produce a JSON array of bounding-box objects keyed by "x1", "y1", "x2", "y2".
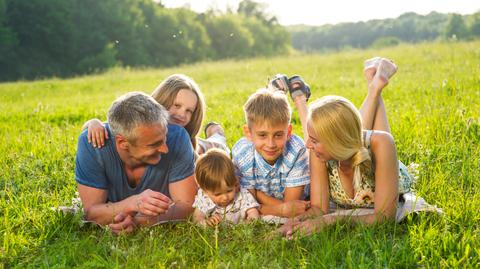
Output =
[{"x1": 84, "y1": 74, "x2": 228, "y2": 155}]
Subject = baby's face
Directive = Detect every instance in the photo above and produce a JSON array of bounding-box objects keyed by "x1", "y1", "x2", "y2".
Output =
[{"x1": 204, "y1": 184, "x2": 237, "y2": 207}]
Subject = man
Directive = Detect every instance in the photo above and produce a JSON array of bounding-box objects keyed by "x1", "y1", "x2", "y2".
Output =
[{"x1": 75, "y1": 92, "x2": 197, "y2": 233}]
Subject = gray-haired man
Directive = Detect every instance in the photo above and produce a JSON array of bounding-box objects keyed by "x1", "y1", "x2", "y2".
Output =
[{"x1": 75, "y1": 92, "x2": 197, "y2": 233}]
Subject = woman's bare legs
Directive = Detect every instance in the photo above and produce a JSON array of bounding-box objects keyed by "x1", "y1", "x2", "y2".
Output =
[{"x1": 359, "y1": 58, "x2": 397, "y2": 133}]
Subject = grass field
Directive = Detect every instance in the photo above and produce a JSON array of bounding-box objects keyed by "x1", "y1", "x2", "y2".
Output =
[{"x1": 1, "y1": 40, "x2": 479, "y2": 268}]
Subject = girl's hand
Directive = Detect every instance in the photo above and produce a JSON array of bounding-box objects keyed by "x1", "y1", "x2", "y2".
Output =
[
  {"x1": 278, "y1": 218, "x2": 325, "y2": 239},
  {"x1": 87, "y1": 119, "x2": 108, "y2": 148},
  {"x1": 280, "y1": 200, "x2": 311, "y2": 217},
  {"x1": 206, "y1": 214, "x2": 223, "y2": 226},
  {"x1": 291, "y1": 218, "x2": 325, "y2": 236},
  {"x1": 277, "y1": 219, "x2": 301, "y2": 238}
]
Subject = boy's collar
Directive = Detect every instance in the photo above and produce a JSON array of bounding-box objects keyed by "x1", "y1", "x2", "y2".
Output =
[{"x1": 254, "y1": 148, "x2": 290, "y2": 177}]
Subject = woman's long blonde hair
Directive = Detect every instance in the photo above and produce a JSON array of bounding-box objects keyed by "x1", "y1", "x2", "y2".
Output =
[
  {"x1": 151, "y1": 74, "x2": 206, "y2": 150},
  {"x1": 308, "y1": 95, "x2": 372, "y2": 191}
]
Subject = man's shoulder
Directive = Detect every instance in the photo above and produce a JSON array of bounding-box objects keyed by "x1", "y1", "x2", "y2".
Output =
[
  {"x1": 166, "y1": 124, "x2": 191, "y2": 148},
  {"x1": 167, "y1": 123, "x2": 188, "y2": 138}
]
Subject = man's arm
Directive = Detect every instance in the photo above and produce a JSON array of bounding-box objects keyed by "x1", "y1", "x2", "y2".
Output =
[
  {"x1": 78, "y1": 183, "x2": 171, "y2": 226},
  {"x1": 162, "y1": 173, "x2": 197, "y2": 220},
  {"x1": 134, "y1": 174, "x2": 197, "y2": 226}
]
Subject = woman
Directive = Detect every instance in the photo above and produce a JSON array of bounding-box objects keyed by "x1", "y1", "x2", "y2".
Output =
[{"x1": 279, "y1": 58, "x2": 423, "y2": 236}]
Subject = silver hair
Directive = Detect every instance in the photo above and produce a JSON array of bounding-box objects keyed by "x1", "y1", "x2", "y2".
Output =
[{"x1": 107, "y1": 91, "x2": 169, "y2": 142}]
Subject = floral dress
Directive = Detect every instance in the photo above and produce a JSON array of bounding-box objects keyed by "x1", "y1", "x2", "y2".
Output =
[{"x1": 327, "y1": 130, "x2": 414, "y2": 208}]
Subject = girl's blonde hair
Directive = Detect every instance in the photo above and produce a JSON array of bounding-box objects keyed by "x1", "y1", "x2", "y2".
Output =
[
  {"x1": 195, "y1": 149, "x2": 237, "y2": 192},
  {"x1": 308, "y1": 95, "x2": 372, "y2": 190},
  {"x1": 151, "y1": 74, "x2": 206, "y2": 150}
]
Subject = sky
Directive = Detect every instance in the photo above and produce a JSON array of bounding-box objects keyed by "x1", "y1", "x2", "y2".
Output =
[{"x1": 161, "y1": 0, "x2": 480, "y2": 26}]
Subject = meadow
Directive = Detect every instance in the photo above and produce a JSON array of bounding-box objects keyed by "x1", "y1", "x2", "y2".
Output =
[{"x1": 0, "y1": 40, "x2": 479, "y2": 268}]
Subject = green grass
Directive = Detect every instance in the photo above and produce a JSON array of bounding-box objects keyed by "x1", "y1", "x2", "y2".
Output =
[{"x1": 1, "y1": 40, "x2": 479, "y2": 268}]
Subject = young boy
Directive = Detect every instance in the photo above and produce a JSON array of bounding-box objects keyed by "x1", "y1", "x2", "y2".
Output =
[{"x1": 232, "y1": 88, "x2": 310, "y2": 218}]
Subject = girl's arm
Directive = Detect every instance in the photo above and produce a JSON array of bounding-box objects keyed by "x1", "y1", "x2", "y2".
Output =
[
  {"x1": 309, "y1": 150, "x2": 330, "y2": 214},
  {"x1": 82, "y1": 118, "x2": 109, "y2": 148}
]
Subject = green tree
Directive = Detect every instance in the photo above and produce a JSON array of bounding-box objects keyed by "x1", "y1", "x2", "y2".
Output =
[
  {"x1": 445, "y1": 13, "x2": 468, "y2": 40},
  {"x1": 237, "y1": 0, "x2": 277, "y2": 25},
  {"x1": 70, "y1": 0, "x2": 119, "y2": 73},
  {"x1": 6, "y1": 0, "x2": 76, "y2": 79},
  {"x1": 242, "y1": 16, "x2": 288, "y2": 56},
  {"x1": 0, "y1": 0, "x2": 18, "y2": 80},
  {"x1": 205, "y1": 15, "x2": 253, "y2": 59},
  {"x1": 469, "y1": 12, "x2": 480, "y2": 37}
]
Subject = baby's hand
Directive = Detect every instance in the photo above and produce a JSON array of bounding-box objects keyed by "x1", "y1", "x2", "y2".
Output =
[
  {"x1": 245, "y1": 207, "x2": 260, "y2": 222},
  {"x1": 206, "y1": 214, "x2": 223, "y2": 227},
  {"x1": 87, "y1": 119, "x2": 108, "y2": 148}
]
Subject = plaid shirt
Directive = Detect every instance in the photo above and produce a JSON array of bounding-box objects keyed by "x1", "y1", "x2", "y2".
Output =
[{"x1": 232, "y1": 135, "x2": 310, "y2": 200}]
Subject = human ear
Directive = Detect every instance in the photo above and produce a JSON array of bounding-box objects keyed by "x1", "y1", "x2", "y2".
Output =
[
  {"x1": 287, "y1": 124, "x2": 293, "y2": 138},
  {"x1": 243, "y1": 125, "x2": 253, "y2": 141},
  {"x1": 116, "y1": 135, "x2": 129, "y2": 150}
]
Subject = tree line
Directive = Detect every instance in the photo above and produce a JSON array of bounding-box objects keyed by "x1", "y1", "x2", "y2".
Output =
[
  {"x1": 289, "y1": 11, "x2": 480, "y2": 52},
  {"x1": 1, "y1": 1, "x2": 479, "y2": 82},
  {"x1": 0, "y1": 0, "x2": 289, "y2": 82}
]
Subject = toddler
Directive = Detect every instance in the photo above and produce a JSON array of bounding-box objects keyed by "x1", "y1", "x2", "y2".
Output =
[{"x1": 192, "y1": 149, "x2": 260, "y2": 226}]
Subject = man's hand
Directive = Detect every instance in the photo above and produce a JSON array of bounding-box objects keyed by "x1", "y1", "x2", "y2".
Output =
[
  {"x1": 280, "y1": 200, "x2": 311, "y2": 217},
  {"x1": 108, "y1": 212, "x2": 136, "y2": 234},
  {"x1": 205, "y1": 214, "x2": 223, "y2": 227},
  {"x1": 134, "y1": 189, "x2": 172, "y2": 216}
]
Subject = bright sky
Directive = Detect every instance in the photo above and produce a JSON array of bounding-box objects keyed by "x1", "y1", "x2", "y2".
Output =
[{"x1": 162, "y1": 0, "x2": 480, "y2": 26}]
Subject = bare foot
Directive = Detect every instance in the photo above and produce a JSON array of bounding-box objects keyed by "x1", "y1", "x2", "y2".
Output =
[
  {"x1": 363, "y1": 57, "x2": 381, "y2": 84},
  {"x1": 369, "y1": 58, "x2": 397, "y2": 93}
]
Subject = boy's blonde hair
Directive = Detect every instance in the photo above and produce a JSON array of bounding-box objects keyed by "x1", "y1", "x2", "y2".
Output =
[
  {"x1": 151, "y1": 74, "x2": 206, "y2": 150},
  {"x1": 243, "y1": 89, "x2": 291, "y2": 127},
  {"x1": 308, "y1": 96, "x2": 372, "y2": 189},
  {"x1": 195, "y1": 149, "x2": 237, "y2": 192}
]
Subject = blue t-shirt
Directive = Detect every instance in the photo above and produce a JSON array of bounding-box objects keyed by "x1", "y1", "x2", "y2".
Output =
[{"x1": 75, "y1": 123, "x2": 195, "y2": 202}]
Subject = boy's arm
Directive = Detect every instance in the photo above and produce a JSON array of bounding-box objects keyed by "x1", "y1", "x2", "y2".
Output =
[{"x1": 254, "y1": 186, "x2": 309, "y2": 217}]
